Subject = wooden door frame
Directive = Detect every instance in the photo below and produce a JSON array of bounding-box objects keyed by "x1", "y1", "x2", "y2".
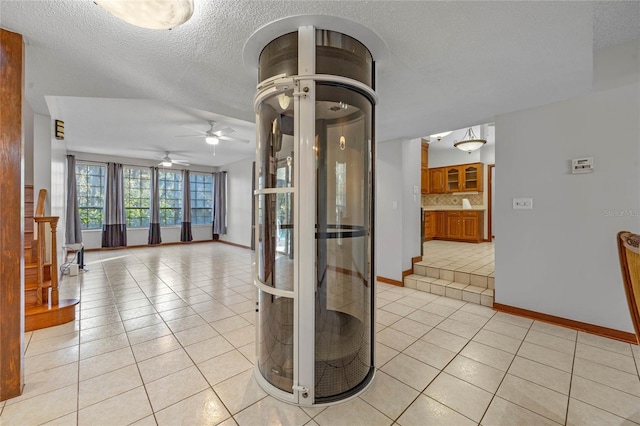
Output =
[{"x1": 488, "y1": 164, "x2": 495, "y2": 241}]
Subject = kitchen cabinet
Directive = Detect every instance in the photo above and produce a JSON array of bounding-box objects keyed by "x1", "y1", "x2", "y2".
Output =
[
  {"x1": 461, "y1": 164, "x2": 482, "y2": 191},
  {"x1": 445, "y1": 163, "x2": 483, "y2": 192},
  {"x1": 429, "y1": 168, "x2": 445, "y2": 193},
  {"x1": 428, "y1": 162, "x2": 483, "y2": 193},
  {"x1": 424, "y1": 211, "x2": 434, "y2": 240},
  {"x1": 424, "y1": 210, "x2": 483, "y2": 242},
  {"x1": 434, "y1": 212, "x2": 446, "y2": 238},
  {"x1": 421, "y1": 141, "x2": 429, "y2": 194}
]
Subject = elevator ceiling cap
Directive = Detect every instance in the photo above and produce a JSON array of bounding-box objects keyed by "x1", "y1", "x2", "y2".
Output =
[{"x1": 1, "y1": 1, "x2": 639, "y2": 166}]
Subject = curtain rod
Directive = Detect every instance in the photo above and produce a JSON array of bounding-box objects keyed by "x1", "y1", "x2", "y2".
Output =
[{"x1": 75, "y1": 159, "x2": 222, "y2": 173}]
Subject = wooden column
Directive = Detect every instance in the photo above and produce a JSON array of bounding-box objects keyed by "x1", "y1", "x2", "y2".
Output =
[{"x1": 0, "y1": 28, "x2": 24, "y2": 401}]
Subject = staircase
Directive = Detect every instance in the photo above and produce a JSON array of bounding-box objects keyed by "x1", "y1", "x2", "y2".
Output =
[
  {"x1": 24, "y1": 186, "x2": 79, "y2": 332},
  {"x1": 404, "y1": 261, "x2": 494, "y2": 307}
]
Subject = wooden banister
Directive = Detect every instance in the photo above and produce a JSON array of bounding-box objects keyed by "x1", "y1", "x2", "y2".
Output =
[
  {"x1": 32, "y1": 189, "x2": 60, "y2": 306},
  {"x1": 35, "y1": 189, "x2": 46, "y2": 217}
]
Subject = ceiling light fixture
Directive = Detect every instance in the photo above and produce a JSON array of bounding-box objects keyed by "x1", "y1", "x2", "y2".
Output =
[
  {"x1": 161, "y1": 160, "x2": 172, "y2": 167},
  {"x1": 453, "y1": 127, "x2": 486, "y2": 153},
  {"x1": 95, "y1": 0, "x2": 194, "y2": 30},
  {"x1": 430, "y1": 131, "x2": 452, "y2": 141},
  {"x1": 206, "y1": 136, "x2": 219, "y2": 145}
]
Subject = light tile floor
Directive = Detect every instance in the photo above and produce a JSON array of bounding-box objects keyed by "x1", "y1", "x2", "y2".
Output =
[
  {"x1": 2, "y1": 242, "x2": 640, "y2": 425},
  {"x1": 422, "y1": 240, "x2": 495, "y2": 276}
]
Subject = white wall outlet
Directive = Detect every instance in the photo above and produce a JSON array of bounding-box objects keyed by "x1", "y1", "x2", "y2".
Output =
[
  {"x1": 413, "y1": 185, "x2": 419, "y2": 194},
  {"x1": 513, "y1": 197, "x2": 533, "y2": 209},
  {"x1": 392, "y1": 201, "x2": 398, "y2": 209}
]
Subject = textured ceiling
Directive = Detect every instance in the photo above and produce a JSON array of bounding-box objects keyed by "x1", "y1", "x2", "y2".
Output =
[{"x1": 1, "y1": 1, "x2": 638, "y2": 167}]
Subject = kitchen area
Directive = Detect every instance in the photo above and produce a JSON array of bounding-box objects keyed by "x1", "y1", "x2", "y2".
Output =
[{"x1": 404, "y1": 125, "x2": 495, "y2": 306}]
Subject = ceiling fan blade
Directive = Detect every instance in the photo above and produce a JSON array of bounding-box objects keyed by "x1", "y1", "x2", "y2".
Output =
[
  {"x1": 219, "y1": 135, "x2": 250, "y2": 144},
  {"x1": 180, "y1": 125, "x2": 209, "y2": 135},
  {"x1": 172, "y1": 160, "x2": 190, "y2": 165},
  {"x1": 175, "y1": 134, "x2": 207, "y2": 138},
  {"x1": 213, "y1": 127, "x2": 235, "y2": 137}
]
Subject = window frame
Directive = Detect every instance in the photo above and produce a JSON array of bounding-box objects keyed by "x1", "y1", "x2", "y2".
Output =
[
  {"x1": 123, "y1": 166, "x2": 151, "y2": 229},
  {"x1": 75, "y1": 162, "x2": 107, "y2": 230},
  {"x1": 158, "y1": 170, "x2": 183, "y2": 226},
  {"x1": 190, "y1": 172, "x2": 213, "y2": 225}
]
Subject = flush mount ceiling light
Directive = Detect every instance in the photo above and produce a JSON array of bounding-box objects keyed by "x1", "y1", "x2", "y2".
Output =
[
  {"x1": 205, "y1": 136, "x2": 219, "y2": 145},
  {"x1": 453, "y1": 127, "x2": 486, "y2": 153},
  {"x1": 95, "y1": 0, "x2": 194, "y2": 30},
  {"x1": 430, "y1": 131, "x2": 452, "y2": 141}
]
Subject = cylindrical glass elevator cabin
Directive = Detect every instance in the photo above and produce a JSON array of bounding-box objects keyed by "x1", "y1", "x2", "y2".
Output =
[{"x1": 253, "y1": 27, "x2": 376, "y2": 406}]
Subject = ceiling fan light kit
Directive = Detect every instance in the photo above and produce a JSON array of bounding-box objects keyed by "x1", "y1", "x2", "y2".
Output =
[
  {"x1": 453, "y1": 127, "x2": 486, "y2": 153},
  {"x1": 206, "y1": 136, "x2": 219, "y2": 145},
  {"x1": 95, "y1": 0, "x2": 194, "y2": 30},
  {"x1": 159, "y1": 152, "x2": 189, "y2": 167}
]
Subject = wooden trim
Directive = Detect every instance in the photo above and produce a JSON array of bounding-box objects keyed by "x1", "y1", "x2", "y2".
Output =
[
  {"x1": 0, "y1": 28, "x2": 24, "y2": 401},
  {"x1": 488, "y1": 164, "x2": 495, "y2": 241},
  {"x1": 401, "y1": 255, "x2": 423, "y2": 279},
  {"x1": 84, "y1": 239, "x2": 215, "y2": 252},
  {"x1": 493, "y1": 302, "x2": 638, "y2": 345},
  {"x1": 376, "y1": 276, "x2": 404, "y2": 287},
  {"x1": 217, "y1": 240, "x2": 252, "y2": 250}
]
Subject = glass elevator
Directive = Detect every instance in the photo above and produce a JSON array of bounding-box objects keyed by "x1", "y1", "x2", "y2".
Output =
[{"x1": 253, "y1": 26, "x2": 376, "y2": 406}]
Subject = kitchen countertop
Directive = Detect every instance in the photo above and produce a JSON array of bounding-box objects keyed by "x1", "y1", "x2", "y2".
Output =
[{"x1": 423, "y1": 205, "x2": 486, "y2": 211}]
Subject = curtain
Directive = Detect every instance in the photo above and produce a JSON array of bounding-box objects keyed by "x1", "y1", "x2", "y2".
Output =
[
  {"x1": 148, "y1": 166, "x2": 162, "y2": 245},
  {"x1": 180, "y1": 169, "x2": 193, "y2": 242},
  {"x1": 213, "y1": 171, "x2": 227, "y2": 236},
  {"x1": 65, "y1": 155, "x2": 82, "y2": 244},
  {"x1": 102, "y1": 162, "x2": 127, "y2": 247}
]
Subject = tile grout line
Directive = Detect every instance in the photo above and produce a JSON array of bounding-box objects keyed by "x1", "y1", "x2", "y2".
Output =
[
  {"x1": 388, "y1": 297, "x2": 493, "y2": 424},
  {"x1": 476, "y1": 318, "x2": 535, "y2": 425}
]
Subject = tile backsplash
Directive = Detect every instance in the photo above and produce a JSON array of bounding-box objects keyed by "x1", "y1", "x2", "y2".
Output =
[{"x1": 422, "y1": 193, "x2": 484, "y2": 206}]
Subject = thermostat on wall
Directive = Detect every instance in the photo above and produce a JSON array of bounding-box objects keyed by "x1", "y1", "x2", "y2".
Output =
[{"x1": 571, "y1": 157, "x2": 594, "y2": 174}]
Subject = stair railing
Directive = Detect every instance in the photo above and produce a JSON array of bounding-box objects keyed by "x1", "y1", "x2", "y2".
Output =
[{"x1": 34, "y1": 189, "x2": 59, "y2": 305}]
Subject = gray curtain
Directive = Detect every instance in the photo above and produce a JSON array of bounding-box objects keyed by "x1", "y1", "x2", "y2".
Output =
[
  {"x1": 213, "y1": 171, "x2": 227, "y2": 236},
  {"x1": 102, "y1": 162, "x2": 127, "y2": 247},
  {"x1": 180, "y1": 169, "x2": 192, "y2": 242},
  {"x1": 148, "y1": 166, "x2": 161, "y2": 245},
  {"x1": 65, "y1": 155, "x2": 82, "y2": 244}
]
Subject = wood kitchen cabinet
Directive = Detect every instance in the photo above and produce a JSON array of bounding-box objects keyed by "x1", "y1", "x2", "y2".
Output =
[
  {"x1": 428, "y1": 162, "x2": 483, "y2": 193},
  {"x1": 421, "y1": 141, "x2": 430, "y2": 194},
  {"x1": 426, "y1": 210, "x2": 483, "y2": 242},
  {"x1": 434, "y1": 211, "x2": 446, "y2": 238},
  {"x1": 424, "y1": 210, "x2": 446, "y2": 240},
  {"x1": 429, "y1": 168, "x2": 445, "y2": 193},
  {"x1": 446, "y1": 163, "x2": 483, "y2": 192},
  {"x1": 424, "y1": 211, "x2": 434, "y2": 240}
]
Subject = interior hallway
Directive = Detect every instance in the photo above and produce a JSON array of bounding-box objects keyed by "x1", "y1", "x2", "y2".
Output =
[{"x1": 1, "y1": 242, "x2": 639, "y2": 425}]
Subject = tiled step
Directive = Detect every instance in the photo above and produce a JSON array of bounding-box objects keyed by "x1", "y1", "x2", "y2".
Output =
[
  {"x1": 413, "y1": 261, "x2": 495, "y2": 290},
  {"x1": 404, "y1": 274, "x2": 494, "y2": 307}
]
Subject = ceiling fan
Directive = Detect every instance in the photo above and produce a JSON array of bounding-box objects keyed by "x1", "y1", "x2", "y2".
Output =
[
  {"x1": 177, "y1": 120, "x2": 249, "y2": 145},
  {"x1": 158, "y1": 152, "x2": 189, "y2": 167}
]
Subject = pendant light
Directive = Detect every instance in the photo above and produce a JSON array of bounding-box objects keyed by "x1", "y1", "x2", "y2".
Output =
[{"x1": 453, "y1": 127, "x2": 486, "y2": 153}]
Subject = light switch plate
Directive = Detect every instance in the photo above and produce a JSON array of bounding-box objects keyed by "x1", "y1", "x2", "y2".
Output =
[{"x1": 513, "y1": 198, "x2": 533, "y2": 209}]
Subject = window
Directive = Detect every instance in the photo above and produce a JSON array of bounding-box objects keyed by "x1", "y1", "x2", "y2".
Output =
[
  {"x1": 124, "y1": 167, "x2": 151, "y2": 228},
  {"x1": 76, "y1": 163, "x2": 106, "y2": 230},
  {"x1": 158, "y1": 170, "x2": 182, "y2": 226},
  {"x1": 190, "y1": 173, "x2": 213, "y2": 225}
]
